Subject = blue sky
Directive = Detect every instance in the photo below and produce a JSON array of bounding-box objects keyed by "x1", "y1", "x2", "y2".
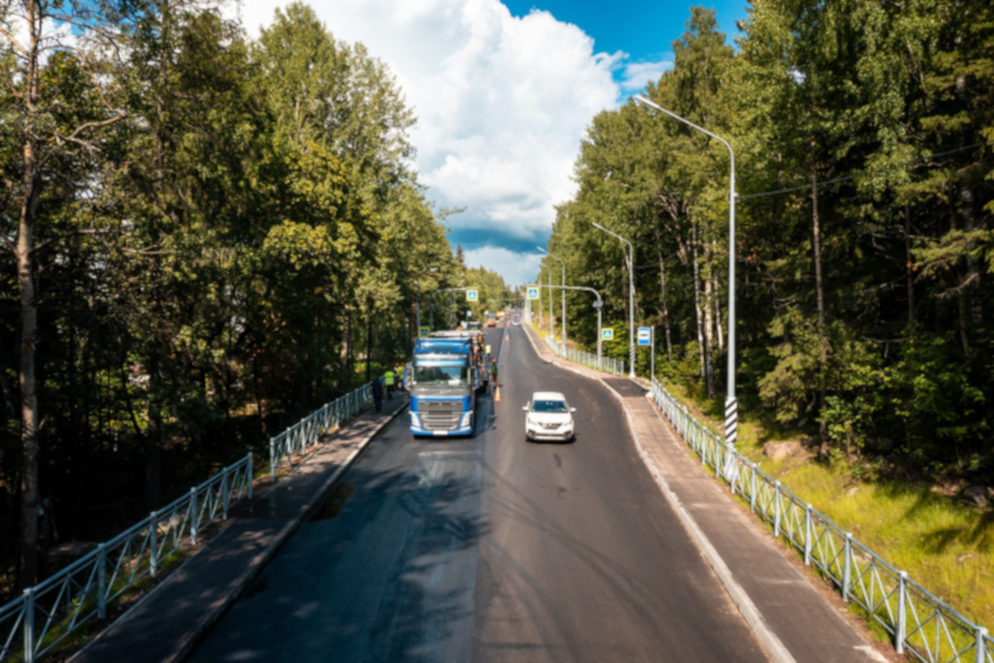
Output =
[
  {"x1": 502, "y1": 0, "x2": 747, "y2": 76},
  {"x1": 238, "y1": 0, "x2": 751, "y2": 286},
  {"x1": 452, "y1": 0, "x2": 750, "y2": 280}
]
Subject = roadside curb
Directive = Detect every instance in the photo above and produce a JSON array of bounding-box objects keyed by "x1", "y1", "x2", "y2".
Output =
[
  {"x1": 520, "y1": 324, "x2": 795, "y2": 663},
  {"x1": 171, "y1": 399, "x2": 409, "y2": 663}
]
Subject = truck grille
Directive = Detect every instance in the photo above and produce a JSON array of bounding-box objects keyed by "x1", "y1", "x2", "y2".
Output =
[{"x1": 420, "y1": 400, "x2": 462, "y2": 431}]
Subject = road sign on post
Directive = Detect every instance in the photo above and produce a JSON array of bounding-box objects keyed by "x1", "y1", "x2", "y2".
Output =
[
  {"x1": 602, "y1": 328, "x2": 614, "y2": 341},
  {"x1": 466, "y1": 289, "x2": 478, "y2": 302},
  {"x1": 527, "y1": 287, "x2": 539, "y2": 300},
  {"x1": 418, "y1": 326, "x2": 431, "y2": 338},
  {"x1": 637, "y1": 327, "x2": 652, "y2": 346}
]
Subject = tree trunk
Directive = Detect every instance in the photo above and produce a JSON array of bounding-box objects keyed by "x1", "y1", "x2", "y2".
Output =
[
  {"x1": 365, "y1": 313, "x2": 373, "y2": 383},
  {"x1": 812, "y1": 170, "x2": 828, "y2": 456},
  {"x1": 692, "y1": 224, "x2": 706, "y2": 383},
  {"x1": 702, "y1": 240, "x2": 716, "y2": 399},
  {"x1": 712, "y1": 264, "x2": 724, "y2": 356},
  {"x1": 145, "y1": 364, "x2": 163, "y2": 511},
  {"x1": 960, "y1": 186, "x2": 980, "y2": 328},
  {"x1": 17, "y1": 0, "x2": 41, "y2": 588},
  {"x1": 0, "y1": 370, "x2": 14, "y2": 419},
  {"x1": 904, "y1": 205, "x2": 915, "y2": 330},
  {"x1": 341, "y1": 304, "x2": 352, "y2": 390},
  {"x1": 17, "y1": 178, "x2": 40, "y2": 589},
  {"x1": 654, "y1": 230, "x2": 673, "y2": 363}
]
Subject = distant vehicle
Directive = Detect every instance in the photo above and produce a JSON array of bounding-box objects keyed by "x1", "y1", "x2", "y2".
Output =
[
  {"x1": 523, "y1": 391, "x2": 576, "y2": 442},
  {"x1": 486, "y1": 317, "x2": 497, "y2": 327},
  {"x1": 467, "y1": 321, "x2": 482, "y2": 331}
]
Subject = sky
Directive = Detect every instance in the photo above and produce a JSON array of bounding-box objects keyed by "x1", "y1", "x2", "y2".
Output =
[{"x1": 236, "y1": 0, "x2": 750, "y2": 287}]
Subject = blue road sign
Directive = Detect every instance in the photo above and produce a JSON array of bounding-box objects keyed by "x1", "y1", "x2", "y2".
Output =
[
  {"x1": 602, "y1": 328, "x2": 614, "y2": 341},
  {"x1": 527, "y1": 287, "x2": 539, "y2": 300},
  {"x1": 638, "y1": 327, "x2": 652, "y2": 346}
]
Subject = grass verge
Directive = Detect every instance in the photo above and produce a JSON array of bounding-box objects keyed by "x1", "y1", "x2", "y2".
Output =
[{"x1": 660, "y1": 378, "x2": 994, "y2": 634}]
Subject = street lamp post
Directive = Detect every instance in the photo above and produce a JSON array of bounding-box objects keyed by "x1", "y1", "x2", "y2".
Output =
[
  {"x1": 529, "y1": 284, "x2": 603, "y2": 365},
  {"x1": 538, "y1": 247, "x2": 566, "y2": 353},
  {"x1": 592, "y1": 222, "x2": 636, "y2": 378},
  {"x1": 634, "y1": 94, "x2": 738, "y2": 463}
]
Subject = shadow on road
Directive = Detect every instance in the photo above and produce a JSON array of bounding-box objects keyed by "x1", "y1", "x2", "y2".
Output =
[{"x1": 191, "y1": 432, "x2": 488, "y2": 663}]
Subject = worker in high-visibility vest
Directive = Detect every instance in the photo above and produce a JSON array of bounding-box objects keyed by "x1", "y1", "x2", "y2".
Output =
[{"x1": 384, "y1": 369, "x2": 395, "y2": 398}]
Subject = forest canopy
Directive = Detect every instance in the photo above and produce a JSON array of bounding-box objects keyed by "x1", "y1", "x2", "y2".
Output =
[
  {"x1": 0, "y1": 0, "x2": 507, "y2": 590},
  {"x1": 542, "y1": 1, "x2": 993, "y2": 483}
]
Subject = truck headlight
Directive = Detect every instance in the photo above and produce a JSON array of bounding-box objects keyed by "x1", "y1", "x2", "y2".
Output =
[
  {"x1": 461, "y1": 411, "x2": 474, "y2": 428},
  {"x1": 410, "y1": 412, "x2": 421, "y2": 428}
]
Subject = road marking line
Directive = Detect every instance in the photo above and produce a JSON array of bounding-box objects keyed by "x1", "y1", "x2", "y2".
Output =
[{"x1": 518, "y1": 322, "x2": 796, "y2": 663}]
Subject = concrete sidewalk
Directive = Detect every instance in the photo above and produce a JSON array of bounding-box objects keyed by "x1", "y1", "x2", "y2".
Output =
[
  {"x1": 522, "y1": 324, "x2": 889, "y2": 663},
  {"x1": 71, "y1": 395, "x2": 408, "y2": 663}
]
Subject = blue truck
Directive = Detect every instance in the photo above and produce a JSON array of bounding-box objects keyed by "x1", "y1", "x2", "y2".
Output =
[{"x1": 408, "y1": 332, "x2": 484, "y2": 437}]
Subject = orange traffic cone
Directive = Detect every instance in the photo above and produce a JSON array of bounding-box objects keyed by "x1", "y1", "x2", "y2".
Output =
[{"x1": 495, "y1": 384, "x2": 502, "y2": 402}]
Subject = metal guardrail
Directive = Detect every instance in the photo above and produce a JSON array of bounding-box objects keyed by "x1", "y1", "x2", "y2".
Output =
[
  {"x1": 1, "y1": 375, "x2": 383, "y2": 663},
  {"x1": 268, "y1": 380, "x2": 376, "y2": 482},
  {"x1": 563, "y1": 346, "x2": 625, "y2": 376},
  {"x1": 650, "y1": 377, "x2": 992, "y2": 663},
  {"x1": 0, "y1": 454, "x2": 254, "y2": 663},
  {"x1": 542, "y1": 333, "x2": 625, "y2": 376}
]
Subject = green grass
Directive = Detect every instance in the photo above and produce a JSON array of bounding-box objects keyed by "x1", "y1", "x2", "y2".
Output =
[
  {"x1": 37, "y1": 547, "x2": 190, "y2": 658},
  {"x1": 664, "y1": 380, "x2": 994, "y2": 634}
]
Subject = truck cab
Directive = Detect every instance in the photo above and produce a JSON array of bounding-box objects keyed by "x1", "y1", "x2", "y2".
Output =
[{"x1": 408, "y1": 333, "x2": 482, "y2": 436}]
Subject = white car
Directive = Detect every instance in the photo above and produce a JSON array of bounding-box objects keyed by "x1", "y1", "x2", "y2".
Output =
[{"x1": 523, "y1": 391, "x2": 576, "y2": 442}]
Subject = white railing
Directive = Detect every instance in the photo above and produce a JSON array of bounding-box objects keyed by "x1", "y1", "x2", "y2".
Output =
[
  {"x1": 0, "y1": 454, "x2": 254, "y2": 663},
  {"x1": 563, "y1": 346, "x2": 625, "y2": 376},
  {"x1": 650, "y1": 377, "x2": 992, "y2": 663},
  {"x1": 541, "y1": 333, "x2": 625, "y2": 376},
  {"x1": 0, "y1": 375, "x2": 385, "y2": 663},
  {"x1": 268, "y1": 380, "x2": 376, "y2": 481}
]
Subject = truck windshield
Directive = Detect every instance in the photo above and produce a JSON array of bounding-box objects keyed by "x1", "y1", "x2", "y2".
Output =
[{"x1": 415, "y1": 365, "x2": 469, "y2": 386}]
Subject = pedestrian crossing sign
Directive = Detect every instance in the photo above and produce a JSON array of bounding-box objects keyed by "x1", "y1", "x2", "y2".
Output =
[
  {"x1": 602, "y1": 328, "x2": 614, "y2": 341},
  {"x1": 527, "y1": 287, "x2": 539, "y2": 300},
  {"x1": 418, "y1": 326, "x2": 431, "y2": 338},
  {"x1": 466, "y1": 289, "x2": 479, "y2": 301}
]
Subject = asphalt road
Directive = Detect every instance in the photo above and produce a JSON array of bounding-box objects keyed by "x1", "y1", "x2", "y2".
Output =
[{"x1": 188, "y1": 323, "x2": 766, "y2": 662}]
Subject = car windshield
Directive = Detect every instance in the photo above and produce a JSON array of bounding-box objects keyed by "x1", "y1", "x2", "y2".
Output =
[
  {"x1": 532, "y1": 400, "x2": 568, "y2": 413},
  {"x1": 414, "y1": 364, "x2": 469, "y2": 386}
]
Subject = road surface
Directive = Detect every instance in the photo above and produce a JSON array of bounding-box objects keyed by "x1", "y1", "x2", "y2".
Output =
[{"x1": 188, "y1": 324, "x2": 766, "y2": 662}]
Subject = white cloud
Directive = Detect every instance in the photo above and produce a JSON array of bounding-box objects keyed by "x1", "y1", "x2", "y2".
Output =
[
  {"x1": 235, "y1": 0, "x2": 623, "y2": 284},
  {"x1": 463, "y1": 246, "x2": 541, "y2": 287},
  {"x1": 619, "y1": 57, "x2": 674, "y2": 92}
]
